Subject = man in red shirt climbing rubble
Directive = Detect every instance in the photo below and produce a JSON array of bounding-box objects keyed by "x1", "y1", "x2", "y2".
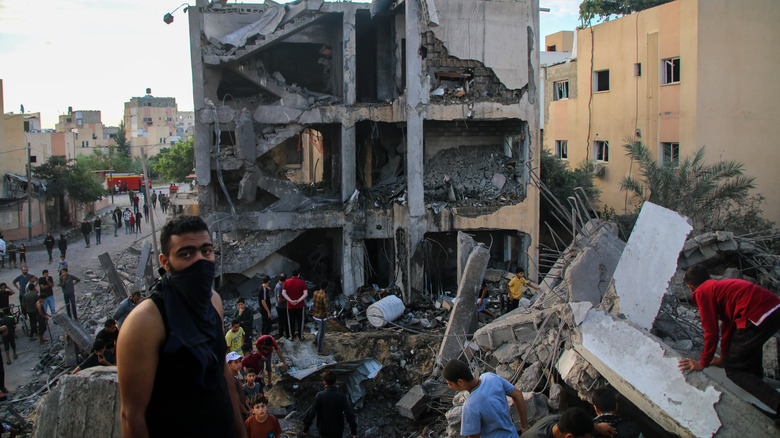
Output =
[{"x1": 678, "y1": 263, "x2": 780, "y2": 418}]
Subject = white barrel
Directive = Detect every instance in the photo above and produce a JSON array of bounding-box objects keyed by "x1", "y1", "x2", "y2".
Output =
[{"x1": 366, "y1": 295, "x2": 405, "y2": 328}]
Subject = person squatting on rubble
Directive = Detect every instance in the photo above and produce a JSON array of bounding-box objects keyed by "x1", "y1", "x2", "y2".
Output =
[
  {"x1": 117, "y1": 215, "x2": 247, "y2": 437},
  {"x1": 506, "y1": 269, "x2": 539, "y2": 313},
  {"x1": 677, "y1": 263, "x2": 780, "y2": 420},
  {"x1": 519, "y1": 408, "x2": 595, "y2": 438},
  {"x1": 302, "y1": 370, "x2": 357, "y2": 438},
  {"x1": 71, "y1": 339, "x2": 114, "y2": 374},
  {"x1": 443, "y1": 359, "x2": 530, "y2": 436},
  {"x1": 312, "y1": 281, "x2": 329, "y2": 355},
  {"x1": 244, "y1": 335, "x2": 289, "y2": 391},
  {"x1": 282, "y1": 269, "x2": 307, "y2": 341},
  {"x1": 245, "y1": 394, "x2": 282, "y2": 438},
  {"x1": 590, "y1": 388, "x2": 641, "y2": 438},
  {"x1": 114, "y1": 291, "x2": 142, "y2": 329}
]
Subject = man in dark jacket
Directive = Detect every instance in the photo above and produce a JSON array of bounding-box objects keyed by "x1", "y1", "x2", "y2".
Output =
[
  {"x1": 58, "y1": 234, "x2": 68, "y2": 257},
  {"x1": 303, "y1": 371, "x2": 357, "y2": 438},
  {"x1": 112, "y1": 207, "x2": 123, "y2": 237},
  {"x1": 80, "y1": 219, "x2": 92, "y2": 247},
  {"x1": 43, "y1": 232, "x2": 56, "y2": 263}
]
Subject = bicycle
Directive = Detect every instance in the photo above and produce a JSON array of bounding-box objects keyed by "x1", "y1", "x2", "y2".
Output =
[{"x1": 7, "y1": 305, "x2": 28, "y2": 338}]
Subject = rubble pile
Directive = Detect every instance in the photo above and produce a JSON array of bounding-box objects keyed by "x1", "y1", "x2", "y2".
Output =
[{"x1": 424, "y1": 144, "x2": 523, "y2": 207}]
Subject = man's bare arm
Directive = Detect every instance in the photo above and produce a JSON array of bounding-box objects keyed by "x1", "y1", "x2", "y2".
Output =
[
  {"x1": 117, "y1": 300, "x2": 164, "y2": 438},
  {"x1": 509, "y1": 387, "x2": 530, "y2": 430}
]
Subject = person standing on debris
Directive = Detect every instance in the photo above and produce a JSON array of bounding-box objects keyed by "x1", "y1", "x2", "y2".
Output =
[
  {"x1": 477, "y1": 282, "x2": 497, "y2": 320},
  {"x1": 21, "y1": 283, "x2": 38, "y2": 339},
  {"x1": 5, "y1": 241, "x2": 16, "y2": 270},
  {"x1": 245, "y1": 394, "x2": 282, "y2": 438},
  {"x1": 80, "y1": 219, "x2": 92, "y2": 248},
  {"x1": 114, "y1": 291, "x2": 142, "y2": 329},
  {"x1": 12, "y1": 267, "x2": 33, "y2": 309},
  {"x1": 117, "y1": 215, "x2": 247, "y2": 438},
  {"x1": 123, "y1": 208, "x2": 133, "y2": 235},
  {"x1": 113, "y1": 206, "x2": 123, "y2": 237},
  {"x1": 519, "y1": 407, "x2": 595, "y2": 438},
  {"x1": 302, "y1": 370, "x2": 357, "y2": 438},
  {"x1": 58, "y1": 233, "x2": 68, "y2": 257},
  {"x1": 258, "y1": 276, "x2": 273, "y2": 336},
  {"x1": 43, "y1": 231, "x2": 56, "y2": 263},
  {"x1": 275, "y1": 274, "x2": 289, "y2": 340},
  {"x1": 227, "y1": 351, "x2": 251, "y2": 419},
  {"x1": 282, "y1": 269, "x2": 307, "y2": 341},
  {"x1": 253, "y1": 336, "x2": 290, "y2": 390},
  {"x1": 677, "y1": 263, "x2": 780, "y2": 417},
  {"x1": 226, "y1": 319, "x2": 246, "y2": 355},
  {"x1": 312, "y1": 282, "x2": 329, "y2": 355},
  {"x1": 59, "y1": 268, "x2": 81, "y2": 320},
  {"x1": 38, "y1": 269, "x2": 55, "y2": 317},
  {"x1": 94, "y1": 216, "x2": 102, "y2": 245},
  {"x1": 506, "y1": 269, "x2": 539, "y2": 313},
  {"x1": 443, "y1": 359, "x2": 530, "y2": 436},
  {"x1": 0, "y1": 310, "x2": 17, "y2": 365},
  {"x1": 591, "y1": 388, "x2": 640, "y2": 438},
  {"x1": 233, "y1": 298, "x2": 254, "y2": 340},
  {"x1": 35, "y1": 292, "x2": 49, "y2": 344}
]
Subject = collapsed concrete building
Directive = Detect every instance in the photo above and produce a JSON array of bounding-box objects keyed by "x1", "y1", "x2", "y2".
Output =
[{"x1": 188, "y1": 0, "x2": 541, "y2": 298}]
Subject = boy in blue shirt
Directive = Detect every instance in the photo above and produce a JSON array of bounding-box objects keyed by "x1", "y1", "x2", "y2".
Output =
[{"x1": 443, "y1": 359, "x2": 530, "y2": 437}]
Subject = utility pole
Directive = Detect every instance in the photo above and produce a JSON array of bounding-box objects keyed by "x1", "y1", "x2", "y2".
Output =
[
  {"x1": 108, "y1": 147, "x2": 114, "y2": 203},
  {"x1": 26, "y1": 142, "x2": 32, "y2": 240},
  {"x1": 139, "y1": 147, "x2": 160, "y2": 268}
]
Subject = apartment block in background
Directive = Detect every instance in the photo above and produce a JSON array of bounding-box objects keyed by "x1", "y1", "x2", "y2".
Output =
[{"x1": 123, "y1": 89, "x2": 178, "y2": 158}]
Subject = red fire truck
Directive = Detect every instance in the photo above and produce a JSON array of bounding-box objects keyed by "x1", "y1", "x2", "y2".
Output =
[{"x1": 106, "y1": 173, "x2": 151, "y2": 191}]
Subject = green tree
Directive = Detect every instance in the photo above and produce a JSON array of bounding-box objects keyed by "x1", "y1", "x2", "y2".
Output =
[
  {"x1": 619, "y1": 138, "x2": 770, "y2": 233},
  {"x1": 33, "y1": 156, "x2": 106, "y2": 221},
  {"x1": 152, "y1": 139, "x2": 194, "y2": 182},
  {"x1": 539, "y1": 148, "x2": 600, "y2": 214},
  {"x1": 579, "y1": 0, "x2": 672, "y2": 25},
  {"x1": 116, "y1": 120, "x2": 130, "y2": 158}
]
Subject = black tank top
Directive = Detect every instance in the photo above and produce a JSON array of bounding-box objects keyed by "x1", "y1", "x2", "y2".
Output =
[{"x1": 146, "y1": 293, "x2": 234, "y2": 437}]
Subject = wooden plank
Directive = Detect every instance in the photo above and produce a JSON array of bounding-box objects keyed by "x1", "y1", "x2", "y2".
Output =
[{"x1": 99, "y1": 252, "x2": 128, "y2": 303}]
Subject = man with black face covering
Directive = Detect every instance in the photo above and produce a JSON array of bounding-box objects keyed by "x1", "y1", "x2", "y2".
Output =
[{"x1": 117, "y1": 215, "x2": 247, "y2": 438}]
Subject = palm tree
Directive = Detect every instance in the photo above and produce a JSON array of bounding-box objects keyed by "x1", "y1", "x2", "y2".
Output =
[{"x1": 619, "y1": 138, "x2": 756, "y2": 232}]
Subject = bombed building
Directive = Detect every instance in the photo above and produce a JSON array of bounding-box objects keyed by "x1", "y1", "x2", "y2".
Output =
[{"x1": 188, "y1": 0, "x2": 541, "y2": 298}]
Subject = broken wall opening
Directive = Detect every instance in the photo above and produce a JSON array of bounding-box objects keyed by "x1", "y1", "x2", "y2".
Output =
[
  {"x1": 355, "y1": 121, "x2": 405, "y2": 190},
  {"x1": 257, "y1": 42, "x2": 334, "y2": 95},
  {"x1": 215, "y1": 68, "x2": 279, "y2": 103},
  {"x1": 423, "y1": 120, "x2": 527, "y2": 207},
  {"x1": 276, "y1": 229, "x2": 340, "y2": 291},
  {"x1": 364, "y1": 238, "x2": 394, "y2": 287}
]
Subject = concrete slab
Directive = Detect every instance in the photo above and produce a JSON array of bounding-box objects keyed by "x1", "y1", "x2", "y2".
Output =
[
  {"x1": 396, "y1": 384, "x2": 430, "y2": 420},
  {"x1": 611, "y1": 202, "x2": 692, "y2": 330}
]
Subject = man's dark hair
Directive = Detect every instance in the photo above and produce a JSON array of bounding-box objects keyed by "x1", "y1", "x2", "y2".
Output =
[
  {"x1": 236, "y1": 297, "x2": 245, "y2": 304},
  {"x1": 160, "y1": 215, "x2": 210, "y2": 257},
  {"x1": 262, "y1": 275, "x2": 270, "y2": 284},
  {"x1": 518, "y1": 269, "x2": 525, "y2": 274},
  {"x1": 442, "y1": 360, "x2": 474, "y2": 383},
  {"x1": 322, "y1": 370, "x2": 337, "y2": 386},
  {"x1": 592, "y1": 388, "x2": 618, "y2": 413},
  {"x1": 319, "y1": 281, "x2": 328, "y2": 290},
  {"x1": 292, "y1": 268, "x2": 301, "y2": 277},
  {"x1": 264, "y1": 337, "x2": 274, "y2": 347},
  {"x1": 130, "y1": 291, "x2": 142, "y2": 298},
  {"x1": 557, "y1": 407, "x2": 595, "y2": 436},
  {"x1": 231, "y1": 319, "x2": 240, "y2": 326},
  {"x1": 105, "y1": 319, "x2": 116, "y2": 327},
  {"x1": 42, "y1": 270, "x2": 48, "y2": 275},
  {"x1": 278, "y1": 274, "x2": 286, "y2": 282},
  {"x1": 250, "y1": 394, "x2": 269, "y2": 407},
  {"x1": 93, "y1": 339, "x2": 106, "y2": 351},
  {"x1": 242, "y1": 343, "x2": 253, "y2": 354},
  {"x1": 245, "y1": 367, "x2": 256, "y2": 375},
  {"x1": 684, "y1": 264, "x2": 711, "y2": 289}
]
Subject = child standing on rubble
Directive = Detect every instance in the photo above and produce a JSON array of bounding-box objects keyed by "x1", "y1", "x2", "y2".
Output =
[{"x1": 506, "y1": 269, "x2": 538, "y2": 313}]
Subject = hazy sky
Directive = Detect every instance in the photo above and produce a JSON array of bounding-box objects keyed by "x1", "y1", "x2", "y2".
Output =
[{"x1": 0, "y1": 0, "x2": 581, "y2": 129}]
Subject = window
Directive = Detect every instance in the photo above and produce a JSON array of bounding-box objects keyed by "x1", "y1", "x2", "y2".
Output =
[
  {"x1": 553, "y1": 81, "x2": 570, "y2": 100},
  {"x1": 547, "y1": 45, "x2": 557, "y2": 52},
  {"x1": 593, "y1": 70, "x2": 609, "y2": 92},
  {"x1": 92, "y1": 133, "x2": 97, "y2": 140},
  {"x1": 81, "y1": 141, "x2": 86, "y2": 148},
  {"x1": 634, "y1": 63, "x2": 642, "y2": 77},
  {"x1": 662, "y1": 57, "x2": 680, "y2": 84},
  {"x1": 661, "y1": 142, "x2": 679, "y2": 164},
  {"x1": 143, "y1": 117, "x2": 153, "y2": 124},
  {"x1": 594, "y1": 140, "x2": 609, "y2": 162},
  {"x1": 555, "y1": 140, "x2": 568, "y2": 160},
  {"x1": 77, "y1": 119, "x2": 83, "y2": 126},
  {"x1": 86, "y1": 141, "x2": 89, "y2": 148}
]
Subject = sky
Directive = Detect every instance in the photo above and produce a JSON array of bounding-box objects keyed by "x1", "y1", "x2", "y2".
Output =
[{"x1": 0, "y1": 0, "x2": 581, "y2": 129}]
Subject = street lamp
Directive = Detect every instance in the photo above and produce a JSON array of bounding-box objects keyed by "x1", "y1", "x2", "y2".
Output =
[{"x1": 164, "y1": 3, "x2": 190, "y2": 24}]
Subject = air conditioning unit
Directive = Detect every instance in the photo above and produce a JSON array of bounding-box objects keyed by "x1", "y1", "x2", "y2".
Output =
[{"x1": 593, "y1": 162, "x2": 607, "y2": 177}]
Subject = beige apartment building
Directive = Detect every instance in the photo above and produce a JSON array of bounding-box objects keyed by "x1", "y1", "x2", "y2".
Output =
[
  {"x1": 55, "y1": 108, "x2": 116, "y2": 158},
  {"x1": 542, "y1": 0, "x2": 780, "y2": 222},
  {"x1": 123, "y1": 90, "x2": 178, "y2": 158}
]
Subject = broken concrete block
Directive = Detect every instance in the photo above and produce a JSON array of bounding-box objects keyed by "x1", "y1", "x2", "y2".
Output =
[
  {"x1": 495, "y1": 364, "x2": 515, "y2": 382},
  {"x1": 569, "y1": 302, "x2": 592, "y2": 326},
  {"x1": 491, "y1": 173, "x2": 506, "y2": 190},
  {"x1": 519, "y1": 362, "x2": 541, "y2": 392},
  {"x1": 456, "y1": 232, "x2": 477, "y2": 284},
  {"x1": 473, "y1": 312, "x2": 536, "y2": 350},
  {"x1": 610, "y1": 202, "x2": 692, "y2": 331},
  {"x1": 673, "y1": 339, "x2": 693, "y2": 351},
  {"x1": 483, "y1": 269, "x2": 504, "y2": 283},
  {"x1": 396, "y1": 384, "x2": 430, "y2": 420},
  {"x1": 98, "y1": 253, "x2": 128, "y2": 303},
  {"x1": 35, "y1": 367, "x2": 121, "y2": 437},
  {"x1": 548, "y1": 383, "x2": 563, "y2": 411},
  {"x1": 437, "y1": 243, "x2": 489, "y2": 368},
  {"x1": 520, "y1": 392, "x2": 550, "y2": 426},
  {"x1": 763, "y1": 336, "x2": 780, "y2": 380},
  {"x1": 445, "y1": 404, "x2": 463, "y2": 428},
  {"x1": 493, "y1": 343, "x2": 522, "y2": 364}
]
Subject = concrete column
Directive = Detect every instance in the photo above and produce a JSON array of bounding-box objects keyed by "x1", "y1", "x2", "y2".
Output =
[
  {"x1": 341, "y1": 124, "x2": 356, "y2": 202},
  {"x1": 190, "y1": 3, "x2": 214, "y2": 213},
  {"x1": 341, "y1": 225, "x2": 365, "y2": 297},
  {"x1": 343, "y1": 10, "x2": 357, "y2": 105}
]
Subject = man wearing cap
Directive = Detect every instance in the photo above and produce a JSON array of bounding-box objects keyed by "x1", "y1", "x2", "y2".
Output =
[{"x1": 117, "y1": 215, "x2": 247, "y2": 437}]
